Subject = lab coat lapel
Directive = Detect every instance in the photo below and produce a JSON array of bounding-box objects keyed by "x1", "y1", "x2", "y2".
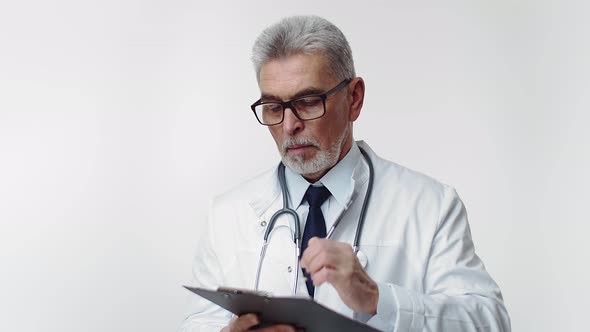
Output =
[
  {"x1": 247, "y1": 166, "x2": 281, "y2": 220},
  {"x1": 315, "y1": 144, "x2": 371, "y2": 316}
]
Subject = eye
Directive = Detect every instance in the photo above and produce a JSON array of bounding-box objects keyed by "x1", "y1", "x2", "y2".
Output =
[
  {"x1": 262, "y1": 103, "x2": 282, "y2": 113},
  {"x1": 295, "y1": 97, "x2": 322, "y2": 107}
]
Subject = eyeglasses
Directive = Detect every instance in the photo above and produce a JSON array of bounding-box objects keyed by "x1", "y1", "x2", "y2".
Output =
[{"x1": 250, "y1": 79, "x2": 351, "y2": 126}]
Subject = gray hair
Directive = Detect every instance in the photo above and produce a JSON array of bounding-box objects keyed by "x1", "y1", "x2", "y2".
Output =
[{"x1": 251, "y1": 15, "x2": 356, "y2": 82}]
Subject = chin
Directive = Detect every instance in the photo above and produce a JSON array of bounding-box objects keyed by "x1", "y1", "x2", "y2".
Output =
[{"x1": 282, "y1": 152, "x2": 335, "y2": 176}]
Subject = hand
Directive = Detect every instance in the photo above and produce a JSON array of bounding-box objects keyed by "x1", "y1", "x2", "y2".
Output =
[
  {"x1": 221, "y1": 314, "x2": 298, "y2": 332},
  {"x1": 300, "y1": 237, "x2": 379, "y2": 314}
]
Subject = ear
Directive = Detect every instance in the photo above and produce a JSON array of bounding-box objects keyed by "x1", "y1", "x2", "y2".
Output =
[{"x1": 347, "y1": 77, "x2": 365, "y2": 122}]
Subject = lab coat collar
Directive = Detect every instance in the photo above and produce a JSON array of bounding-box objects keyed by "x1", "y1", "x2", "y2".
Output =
[{"x1": 246, "y1": 166, "x2": 281, "y2": 219}]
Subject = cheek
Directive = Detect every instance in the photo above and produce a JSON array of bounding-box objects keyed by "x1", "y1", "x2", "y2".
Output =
[
  {"x1": 320, "y1": 116, "x2": 346, "y2": 140},
  {"x1": 268, "y1": 127, "x2": 283, "y2": 147}
]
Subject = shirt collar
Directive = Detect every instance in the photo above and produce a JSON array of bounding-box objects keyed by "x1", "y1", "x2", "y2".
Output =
[{"x1": 284, "y1": 141, "x2": 361, "y2": 209}]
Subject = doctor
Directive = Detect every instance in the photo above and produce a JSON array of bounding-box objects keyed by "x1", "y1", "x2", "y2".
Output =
[{"x1": 179, "y1": 16, "x2": 510, "y2": 332}]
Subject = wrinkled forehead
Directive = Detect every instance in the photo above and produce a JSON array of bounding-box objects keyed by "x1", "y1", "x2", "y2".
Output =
[
  {"x1": 254, "y1": 47, "x2": 332, "y2": 78},
  {"x1": 258, "y1": 53, "x2": 337, "y2": 101}
]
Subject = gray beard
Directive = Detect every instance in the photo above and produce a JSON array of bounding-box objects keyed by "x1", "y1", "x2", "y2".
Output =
[{"x1": 281, "y1": 128, "x2": 348, "y2": 176}]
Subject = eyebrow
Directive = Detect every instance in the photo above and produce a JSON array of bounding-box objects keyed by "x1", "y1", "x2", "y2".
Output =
[{"x1": 260, "y1": 86, "x2": 325, "y2": 102}]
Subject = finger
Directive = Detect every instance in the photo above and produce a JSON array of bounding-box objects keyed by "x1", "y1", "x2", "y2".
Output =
[
  {"x1": 306, "y1": 245, "x2": 352, "y2": 275},
  {"x1": 231, "y1": 313, "x2": 260, "y2": 331},
  {"x1": 305, "y1": 250, "x2": 332, "y2": 275},
  {"x1": 221, "y1": 316, "x2": 237, "y2": 332},
  {"x1": 310, "y1": 265, "x2": 337, "y2": 286},
  {"x1": 304, "y1": 242, "x2": 351, "y2": 275},
  {"x1": 301, "y1": 237, "x2": 337, "y2": 269},
  {"x1": 300, "y1": 237, "x2": 323, "y2": 268}
]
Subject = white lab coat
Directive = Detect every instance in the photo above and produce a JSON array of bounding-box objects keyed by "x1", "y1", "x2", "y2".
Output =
[{"x1": 179, "y1": 141, "x2": 510, "y2": 332}]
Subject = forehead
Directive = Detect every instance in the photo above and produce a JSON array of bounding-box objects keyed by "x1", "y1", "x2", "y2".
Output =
[{"x1": 258, "y1": 53, "x2": 335, "y2": 100}]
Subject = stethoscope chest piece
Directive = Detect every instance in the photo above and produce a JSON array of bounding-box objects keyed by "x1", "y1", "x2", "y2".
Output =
[{"x1": 356, "y1": 250, "x2": 368, "y2": 269}]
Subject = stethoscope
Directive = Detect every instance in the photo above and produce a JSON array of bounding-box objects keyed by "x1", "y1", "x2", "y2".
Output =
[{"x1": 254, "y1": 146, "x2": 375, "y2": 295}]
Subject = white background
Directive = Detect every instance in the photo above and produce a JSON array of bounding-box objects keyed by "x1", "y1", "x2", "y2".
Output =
[{"x1": 1, "y1": 1, "x2": 588, "y2": 331}]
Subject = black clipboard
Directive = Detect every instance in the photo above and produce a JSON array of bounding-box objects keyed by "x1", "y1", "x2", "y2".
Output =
[{"x1": 183, "y1": 286, "x2": 380, "y2": 332}]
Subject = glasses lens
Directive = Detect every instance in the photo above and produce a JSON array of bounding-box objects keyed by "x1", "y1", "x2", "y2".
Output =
[
  {"x1": 292, "y1": 96, "x2": 324, "y2": 119},
  {"x1": 254, "y1": 103, "x2": 283, "y2": 125}
]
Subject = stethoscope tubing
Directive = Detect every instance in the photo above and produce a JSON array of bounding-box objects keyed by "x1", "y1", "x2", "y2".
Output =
[{"x1": 353, "y1": 146, "x2": 374, "y2": 253}]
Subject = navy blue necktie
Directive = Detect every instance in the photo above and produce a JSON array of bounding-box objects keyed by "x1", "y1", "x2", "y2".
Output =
[{"x1": 301, "y1": 185, "x2": 331, "y2": 297}]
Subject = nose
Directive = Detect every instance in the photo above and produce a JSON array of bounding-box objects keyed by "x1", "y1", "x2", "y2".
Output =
[{"x1": 282, "y1": 107, "x2": 304, "y2": 135}]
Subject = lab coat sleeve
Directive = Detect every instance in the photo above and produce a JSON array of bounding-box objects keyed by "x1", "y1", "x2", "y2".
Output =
[
  {"x1": 369, "y1": 187, "x2": 510, "y2": 332},
  {"x1": 177, "y1": 201, "x2": 232, "y2": 332}
]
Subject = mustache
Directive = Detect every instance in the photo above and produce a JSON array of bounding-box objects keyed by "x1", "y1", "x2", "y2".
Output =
[{"x1": 281, "y1": 136, "x2": 320, "y2": 152}]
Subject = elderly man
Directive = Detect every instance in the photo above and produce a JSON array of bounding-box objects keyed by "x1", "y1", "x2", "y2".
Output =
[{"x1": 179, "y1": 15, "x2": 510, "y2": 332}]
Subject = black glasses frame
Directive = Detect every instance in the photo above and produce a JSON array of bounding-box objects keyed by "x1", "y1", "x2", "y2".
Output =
[{"x1": 250, "y1": 79, "x2": 351, "y2": 126}]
